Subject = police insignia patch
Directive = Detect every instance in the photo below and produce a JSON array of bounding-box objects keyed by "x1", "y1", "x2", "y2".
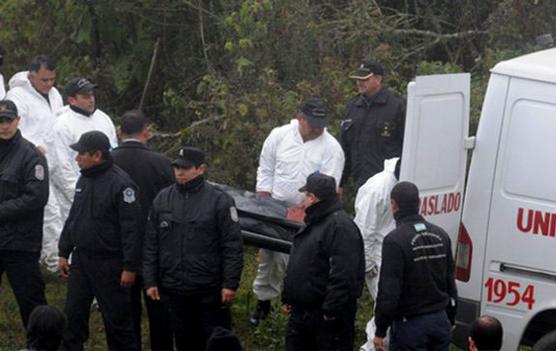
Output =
[
  {"x1": 34, "y1": 165, "x2": 45, "y2": 181},
  {"x1": 230, "y1": 206, "x2": 239, "y2": 222},
  {"x1": 123, "y1": 187, "x2": 136, "y2": 204}
]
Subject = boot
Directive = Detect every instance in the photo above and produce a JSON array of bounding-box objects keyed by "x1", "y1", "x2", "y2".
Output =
[{"x1": 249, "y1": 300, "x2": 271, "y2": 325}]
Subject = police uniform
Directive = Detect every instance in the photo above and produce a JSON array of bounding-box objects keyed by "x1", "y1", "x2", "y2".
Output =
[
  {"x1": 58, "y1": 131, "x2": 142, "y2": 350},
  {"x1": 143, "y1": 147, "x2": 243, "y2": 351},
  {"x1": 112, "y1": 138, "x2": 175, "y2": 350},
  {"x1": 340, "y1": 61, "x2": 405, "y2": 190},
  {"x1": 374, "y1": 182, "x2": 457, "y2": 351},
  {"x1": 283, "y1": 173, "x2": 365, "y2": 351},
  {"x1": 0, "y1": 100, "x2": 48, "y2": 328}
]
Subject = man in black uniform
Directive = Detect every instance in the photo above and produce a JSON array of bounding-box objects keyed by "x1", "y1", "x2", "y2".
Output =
[
  {"x1": 374, "y1": 181, "x2": 457, "y2": 351},
  {"x1": 282, "y1": 173, "x2": 365, "y2": 351},
  {"x1": 340, "y1": 60, "x2": 406, "y2": 191},
  {"x1": 58, "y1": 130, "x2": 142, "y2": 350},
  {"x1": 143, "y1": 146, "x2": 244, "y2": 351},
  {"x1": 0, "y1": 100, "x2": 48, "y2": 329},
  {"x1": 111, "y1": 110, "x2": 174, "y2": 350}
]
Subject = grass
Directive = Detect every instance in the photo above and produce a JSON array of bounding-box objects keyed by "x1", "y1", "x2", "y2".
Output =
[{"x1": 0, "y1": 246, "x2": 462, "y2": 350}]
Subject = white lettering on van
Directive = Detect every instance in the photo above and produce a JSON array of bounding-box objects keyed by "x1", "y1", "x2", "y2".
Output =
[
  {"x1": 420, "y1": 192, "x2": 461, "y2": 217},
  {"x1": 516, "y1": 208, "x2": 556, "y2": 237}
]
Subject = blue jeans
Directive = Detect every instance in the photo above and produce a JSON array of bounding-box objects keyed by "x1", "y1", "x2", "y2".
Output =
[{"x1": 390, "y1": 310, "x2": 451, "y2": 351}]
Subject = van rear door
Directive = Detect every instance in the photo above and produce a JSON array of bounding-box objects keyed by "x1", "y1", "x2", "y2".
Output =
[{"x1": 400, "y1": 73, "x2": 472, "y2": 246}]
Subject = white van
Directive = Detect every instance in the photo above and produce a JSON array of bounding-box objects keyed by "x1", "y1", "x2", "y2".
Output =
[{"x1": 401, "y1": 48, "x2": 556, "y2": 350}]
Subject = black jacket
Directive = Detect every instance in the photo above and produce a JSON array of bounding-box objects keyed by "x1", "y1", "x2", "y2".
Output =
[
  {"x1": 374, "y1": 211, "x2": 458, "y2": 337},
  {"x1": 282, "y1": 197, "x2": 365, "y2": 316},
  {"x1": 143, "y1": 176, "x2": 244, "y2": 294},
  {"x1": 58, "y1": 158, "x2": 142, "y2": 272},
  {"x1": 340, "y1": 88, "x2": 405, "y2": 189},
  {"x1": 0, "y1": 130, "x2": 49, "y2": 252},
  {"x1": 111, "y1": 140, "x2": 174, "y2": 220}
]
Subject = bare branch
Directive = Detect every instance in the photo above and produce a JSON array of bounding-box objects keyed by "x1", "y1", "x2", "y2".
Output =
[
  {"x1": 150, "y1": 114, "x2": 226, "y2": 139},
  {"x1": 391, "y1": 29, "x2": 487, "y2": 39}
]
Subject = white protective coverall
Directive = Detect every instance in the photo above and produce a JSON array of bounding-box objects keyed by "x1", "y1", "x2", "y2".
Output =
[
  {"x1": 6, "y1": 71, "x2": 64, "y2": 271},
  {"x1": 354, "y1": 157, "x2": 399, "y2": 351},
  {"x1": 47, "y1": 105, "x2": 118, "y2": 220},
  {"x1": 253, "y1": 119, "x2": 345, "y2": 301},
  {"x1": 0, "y1": 73, "x2": 5, "y2": 99}
]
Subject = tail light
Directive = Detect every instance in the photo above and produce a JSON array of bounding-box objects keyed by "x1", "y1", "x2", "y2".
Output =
[{"x1": 455, "y1": 222, "x2": 473, "y2": 282}]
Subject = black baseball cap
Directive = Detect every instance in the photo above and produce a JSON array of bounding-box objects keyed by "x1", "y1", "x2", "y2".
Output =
[
  {"x1": 349, "y1": 60, "x2": 385, "y2": 80},
  {"x1": 65, "y1": 77, "x2": 96, "y2": 97},
  {"x1": 299, "y1": 172, "x2": 337, "y2": 199},
  {"x1": 70, "y1": 131, "x2": 110, "y2": 153},
  {"x1": 172, "y1": 146, "x2": 205, "y2": 168},
  {"x1": 0, "y1": 100, "x2": 18, "y2": 119},
  {"x1": 299, "y1": 98, "x2": 328, "y2": 128}
]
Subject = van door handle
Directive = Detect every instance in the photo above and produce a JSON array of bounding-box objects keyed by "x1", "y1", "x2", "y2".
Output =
[{"x1": 464, "y1": 136, "x2": 476, "y2": 150}]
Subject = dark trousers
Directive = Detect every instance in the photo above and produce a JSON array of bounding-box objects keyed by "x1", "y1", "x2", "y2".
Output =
[
  {"x1": 130, "y1": 275, "x2": 174, "y2": 350},
  {"x1": 165, "y1": 291, "x2": 231, "y2": 351},
  {"x1": 285, "y1": 301, "x2": 357, "y2": 351},
  {"x1": 62, "y1": 251, "x2": 138, "y2": 351},
  {"x1": 0, "y1": 250, "x2": 46, "y2": 328},
  {"x1": 390, "y1": 310, "x2": 451, "y2": 351}
]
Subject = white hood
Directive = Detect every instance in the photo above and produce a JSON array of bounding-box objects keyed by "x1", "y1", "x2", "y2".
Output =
[{"x1": 8, "y1": 71, "x2": 31, "y2": 90}]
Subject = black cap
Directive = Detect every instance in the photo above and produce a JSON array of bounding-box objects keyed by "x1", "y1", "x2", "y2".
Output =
[
  {"x1": 0, "y1": 100, "x2": 18, "y2": 119},
  {"x1": 172, "y1": 146, "x2": 205, "y2": 168},
  {"x1": 391, "y1": 181, "x2": 420, "y2": 211},
  {"x1": 70, "y1": 131, "x2": 110, "y2": 153},
  {"x1": 299, "y1": 172, "x2": 337, "y2": 199},
  {"x1": 349, "y1": 60, "x2": 384, "y2": 80},
  {"x1": 299, "y1": 98, "x2": 328, "y2": 128},
  {"x1": 65, "y1": 78, "x2": 96, "y2": 97}
]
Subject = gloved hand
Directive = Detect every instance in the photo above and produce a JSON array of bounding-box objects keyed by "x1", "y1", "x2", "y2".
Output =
[{"x1": 366, "y1": 264, "x2": 379, "y2": 278}]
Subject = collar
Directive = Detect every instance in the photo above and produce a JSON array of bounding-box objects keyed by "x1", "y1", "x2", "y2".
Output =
[
  {"x1": 80, "y1": 156, "x2": 113, "y2": 178},
  {"x1": 304, "y1": 196, "x2": 343, "y2": 225},
  {"x1": 70, "y1": 105, "x2": 94, "y2": 117},
  {"x1": 121, "y1": 138, "x2": 143, "y2": 143},
  {"x1": 393, "y1": 210, "x2": 423, "y2": 225},
  {"x1": 176, "y1": 175, "x2": 205, "y2": 194},
  {"x1": 355, "y1": 87, "x2": 388, "y2": 107},
  {"x1": 0, "y1": 129, "x2": 21, "y2": 148},
  {"x1": 117, "y1": 140, "x2": 149, "y2": 150}
]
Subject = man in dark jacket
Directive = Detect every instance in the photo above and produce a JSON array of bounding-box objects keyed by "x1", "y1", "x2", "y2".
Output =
[
  {"x1": 111, "y1": 110, "x2": 174, "y2": 350},
  {"x1": 282, "y1": 173, "x2": 365, "y2": 351},
  {"x1": 58, "y1": 130, "x2": 142, "y2": 350},
  {"x1": 0, "y1": 99, "x2": 48, "y2": 329},
  {"x1": 374, "y1": 181, "x2": 457, "y2": 351},
  {"x1": 143, "y1": 146, "x2": 244, "y2": 351},
  {"x1": 340, "y1": 60, "x2": 406, "y2": 192}
]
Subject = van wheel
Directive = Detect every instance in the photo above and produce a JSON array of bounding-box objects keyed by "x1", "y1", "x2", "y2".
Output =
[{"x1": 533, "y1": 330, "x2": 556, "y2": 351}]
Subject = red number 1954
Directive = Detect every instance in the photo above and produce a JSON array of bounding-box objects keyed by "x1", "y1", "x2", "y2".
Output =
[{"x1": 484, "y1": 278, "x2": 535, "y2": 310}]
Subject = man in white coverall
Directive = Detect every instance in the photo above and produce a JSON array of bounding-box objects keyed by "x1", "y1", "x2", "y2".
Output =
[
  {"x1": 354, "y1": 157, "x2": 400, "y2": 351},
  {"x1": 250, "y1": 97, "x2": 345, "y2": 325},
  {"x1": 6, "y1": 55, "x2": 64, "y2": 271},
  {"x1": 45, "y1": 78, "x2": 117, "y2": 266}
]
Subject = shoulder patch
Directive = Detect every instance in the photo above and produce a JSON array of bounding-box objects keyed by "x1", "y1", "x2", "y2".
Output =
[
  {"x1": 123, "y1": 187, "x2": 136, "y2": 204},
  {"x1": 414, "y1": 223, "x2": 427, "y2": 233},
  {"x1": 230, "y1": 206, "x2": 239, "y2": 222},
  {"x1": 34, "y1": 164, "x2": 45, "y2": 181}
]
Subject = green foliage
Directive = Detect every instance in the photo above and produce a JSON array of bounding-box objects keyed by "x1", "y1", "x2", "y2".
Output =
[{"x1": 2, "y1": 0, "x2": 555, "y2": 190}]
